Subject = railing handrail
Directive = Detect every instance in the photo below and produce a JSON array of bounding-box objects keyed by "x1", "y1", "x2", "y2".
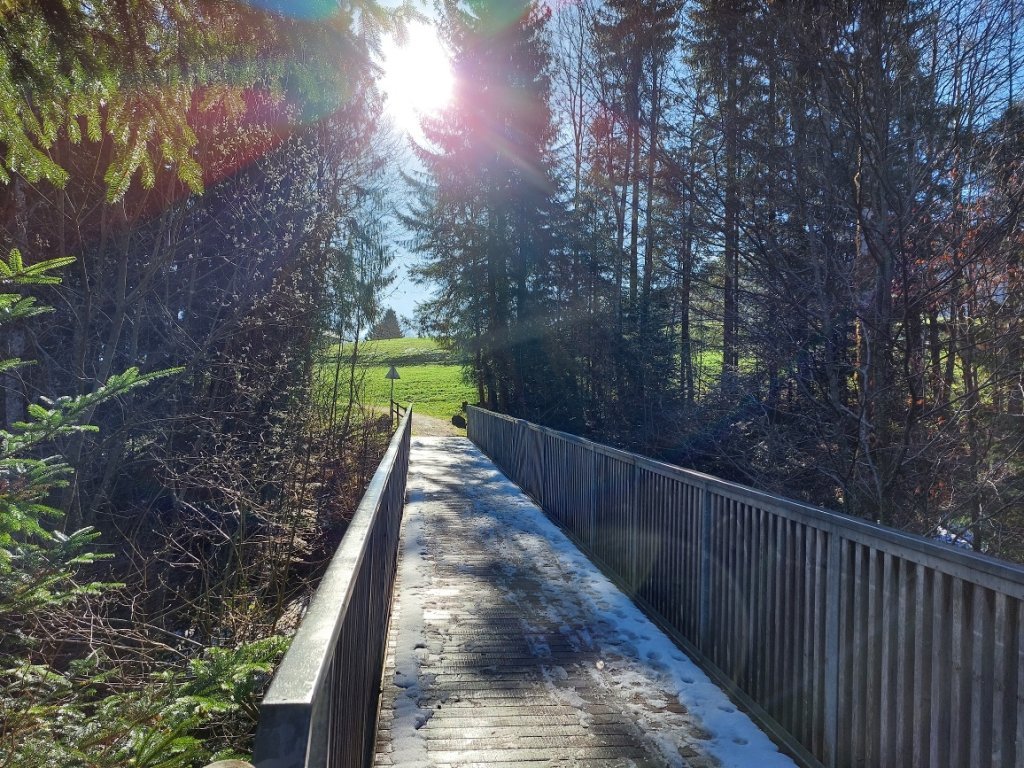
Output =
[
  {"x1": 467, "y1": 405, "x2": 1024, "y2": 768},
  {"x1": 468, "y1": 406, "x2": 1024, "y2": 594},
  {"x1": 252, "y1": 407, "x2": 412, "y2": 767},
  {"x1": 261, "y1": 408, "x2": 411, "y2": 703}
]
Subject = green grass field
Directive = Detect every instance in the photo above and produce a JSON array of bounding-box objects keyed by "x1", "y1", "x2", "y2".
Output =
[
  {"x1": 321, "y1": 335, "x2": 743, "y2": 424},
  {"x1": 342, "y1": 337, "x2": 476, "y2": 423}
]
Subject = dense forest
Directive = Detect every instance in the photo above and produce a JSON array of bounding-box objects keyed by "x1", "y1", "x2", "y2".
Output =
[
  {"x1": 408, "y1": 0, "x2": 1024, "y2": 561},
  {"x1": 0, "y1": 1, "x2": 408, "y2": 765},
  {"x1": 2, "y1": 0, "x2": 1023, "y2": 765}
]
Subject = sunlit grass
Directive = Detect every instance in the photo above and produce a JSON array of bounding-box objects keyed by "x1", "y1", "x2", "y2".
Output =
[{"x1": 332, "y1": 337, "x2": 477, "y2": 423}]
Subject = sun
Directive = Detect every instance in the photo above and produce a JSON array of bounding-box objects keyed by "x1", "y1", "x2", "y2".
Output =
[{"x1": 380, "y1": 21, "x2": 454, "y2": 136}]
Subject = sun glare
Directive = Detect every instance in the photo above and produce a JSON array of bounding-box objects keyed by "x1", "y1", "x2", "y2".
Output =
[{"x1": 380, "y1": 21, "x2": 454, "y2": 136}]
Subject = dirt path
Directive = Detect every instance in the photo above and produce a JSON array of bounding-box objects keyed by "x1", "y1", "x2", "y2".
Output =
[{"x1": 411, "y1": 411, "x2": 466, "y2": 437}]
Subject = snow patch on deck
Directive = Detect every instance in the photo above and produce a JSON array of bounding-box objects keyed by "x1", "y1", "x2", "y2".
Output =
[{"x1": 382, "y1": 436, "x2": 797, "y2": 768}]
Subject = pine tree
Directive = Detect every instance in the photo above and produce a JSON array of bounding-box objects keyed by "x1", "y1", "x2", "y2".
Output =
[
  {"x1": 407, "y1": 1, "x2": 573, "y2": 423},
  {"x1": 368, "y1": 308, "x2": 404, "y2": 340}
]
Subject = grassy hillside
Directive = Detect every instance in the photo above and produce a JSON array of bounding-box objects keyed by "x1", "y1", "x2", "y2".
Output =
[{"x1": 347, "y1": 337, "x2": 476, "y2": 423}]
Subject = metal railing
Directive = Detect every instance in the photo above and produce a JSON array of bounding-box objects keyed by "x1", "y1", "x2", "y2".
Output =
[
  {"x1": 250, "y1": 408, "x2": 412, "y2": 768},
  {"x1": 467, "y1": 406, "x2": 1024, "y2": 768}
]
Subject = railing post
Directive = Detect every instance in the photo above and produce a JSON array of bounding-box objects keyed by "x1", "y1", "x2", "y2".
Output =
[
  {"x1": 539, "y1": 427, "x2": 547, "y2": 508},
  {"x1": 824, "y1": 533, "x2": 842, "y2": 768},
  {"x1": 630, "y1": 459, "x2": 640, "y2": 590},
  {"x1": 589, "y1": 442, "x2": 597, "y2": 550},
  {"x1": 698, "y1": 482, "x2": 713, "y2": 652}
]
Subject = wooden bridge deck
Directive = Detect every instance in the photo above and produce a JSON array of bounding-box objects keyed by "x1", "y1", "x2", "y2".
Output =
[{"x1": 373, "y1": 437, "x2": 793, "y2": 768}]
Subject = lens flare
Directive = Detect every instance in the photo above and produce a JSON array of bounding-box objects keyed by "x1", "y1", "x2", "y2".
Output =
[{"x1": 380, "y1": 21, "x2": 454, "y2": 136}]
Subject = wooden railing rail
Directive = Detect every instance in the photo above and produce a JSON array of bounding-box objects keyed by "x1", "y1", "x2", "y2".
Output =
[
  {"x1": 467, "y1": 406, "x2": 1024, "y2": 768},
  {"x1": 250, "y1": 408, "x2": 412, "y2": 768}
]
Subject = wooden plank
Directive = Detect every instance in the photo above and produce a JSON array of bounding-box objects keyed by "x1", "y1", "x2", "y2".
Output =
[
  {"x1": 895, "y1": 557, "x2": 911, "y2": 764},
  {"x1": 668, "y1": 476, "x2": 676, "y2": 623},
  {"x1": 772, "y1": 514, "x2": 786, "y2": 723},
  {"x1": 636, "y1": 469, "x2": 649, "y2": 605},
  {"x1": 573, "y1": 441, "x2": 582, "y2": 533},
  {"x1": 747, "y1": 504, "x2": 762, "y2": 699},
  {"x1": 680, "y1": 483, "x2": 689, "y2": 637},
  {"x1": 655, "y1": 473, "x2": 666, "y2": 613},
  {"x1": 1016, "y1": 604, "x2": 1023, "y2": 768},
  {"x1": 912, "y1": 563, "x2": 932, "y2": 768},
  {"x1": 808, "y1": 529, "x2": 820, "y2": 757},
  {"x1": 653, "y1": 473, "x2": 668, "y2": 616},
  {"x1": 991, "y1": 593, "x2": 1009, "y2": 768},
  {"x1": 799, "y1": 524, "x2": 815, "y2": 749},
  {"x1": 686, "y1": 483, "x2": 696, "y2": 631},
  {"x1": 680, "y1": 483, "x2": 690, "y2": 638},
  {"x1": 693, "y1": 483, "x2": 702, "y2": 635},
  {"x1": 970, "y1": 584, "x2": 993, "y2": 768},
  {"x1": 715, "y1": 494, "x2": 728, "y2": 670},
  {"x1": 603, "y1": 453, "x2": 614, "y2": 569},
  {"x1": 754, "y1": 506, "x2": 768, "y2": 704},
  {"x1": 865, "y1": 548, "x2": 881, "y2": 767},
  {"x1": 851, "y1": 545, "x2": 866, "y2": 764},
  {"x1": 789, "y1": 521, "x2": 804, "y2": 739},
  {"x1": 601, "y1": 456, "x2": 613, "y2": 575},
  {"x1": 588, "y1": 443, "x2": 597, "y2": 550},
  {"x1": 644, "y1": 472, "x2": 657, "y2": 613},
  {"x1": 930, "y1": 572, "x2": 950, "y2": 768},
  {"x1": 950, "y1": 578, "x2": 967, "y2": 767},
  {"x1": 730, "y1": 498, "x2": 742, "y2": 680},
  {"x1": 698, "y1": 483, "x2": 712, "y2": 654},
  {"x1": 580, "y1": 442, "x2": 588, "y2": 535},
  {"x1": 641, "y1": 467, "x2": 652, "y2": 600},
  {"x1": 741, "y1": 502, "x2": 753, "y2": 689},
  {"x1": 786, "y1": 519, "x2": 799, "y2": 732},
  {"x1": 880, "y1": 552, "x2": 895, "y2": 765},
  {"x1": 622, "y1": 459, "x2": 634, "y2": 585},
  {"x1": 613, "y1": 457, "x2": 626, "y2": 578},
  {"x1": 629, "y1": 461, "x2": 640, "y2": 591},
  {"x1": 721, "y1": 498, "x2": 733, "y2": 676},
  {"x1": 593, "y1": 453, "x2": 604, "y2": 566},
  {"x1": 671, "y1": 479, "x2": 683, "y2": 634},
  {"x1": 824, "y1": 534, "x2": 841, "y2": 768},
  {"x1": 668, "y1": 479, "x2": 682, "y2": 634}
]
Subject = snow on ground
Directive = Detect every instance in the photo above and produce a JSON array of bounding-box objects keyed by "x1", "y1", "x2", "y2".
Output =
[
  {"x1": 388, "y1": 500, "x2": 432, "y2": 768},
  {"x1": 385, "y1": 437, "x2": 797, "y2": 768}
]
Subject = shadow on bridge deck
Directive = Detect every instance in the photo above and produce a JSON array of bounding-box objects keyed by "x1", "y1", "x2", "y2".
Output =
[{"x1": 373, "y1": 437, "x2": 793, "y2": 768}]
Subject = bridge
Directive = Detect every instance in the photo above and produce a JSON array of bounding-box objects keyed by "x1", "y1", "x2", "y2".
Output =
[{"x1": 238, "y1": 407, "x2": 1024, "y2": 768}]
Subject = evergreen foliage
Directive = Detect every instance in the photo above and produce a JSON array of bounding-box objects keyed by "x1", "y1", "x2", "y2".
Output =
[
  {"x1": 408, "y1": 0, "x2": 1024, "y2": 560},
  {"x1": 3, "y1": 1, "x2": 1024, "y2": 763},
  {"x1": 407, "y1": 0, "x2": 579, "y2": 428},
  {"x1": 0, "y1": 0, "x2": 410, "y2": 764},
  {"x1": 0, "y1": 251, "x2": 226, "y2": 768},
  {"x1": 368, "y1": 308, "x2": 405, "y2": 340}
]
